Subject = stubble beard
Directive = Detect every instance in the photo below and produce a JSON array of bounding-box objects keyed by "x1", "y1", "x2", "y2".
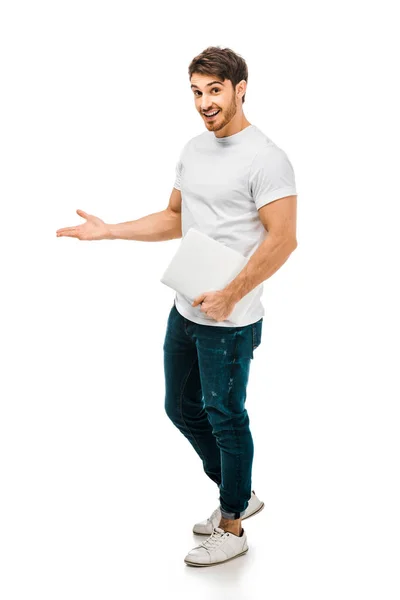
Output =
[{"x1": 205, "y1": 95, "x2": 237, "y2": 132}]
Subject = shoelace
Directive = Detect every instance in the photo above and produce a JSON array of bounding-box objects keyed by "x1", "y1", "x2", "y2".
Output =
[{"x1": 198, "y1": 527, "x2": 228, "y2": 550}]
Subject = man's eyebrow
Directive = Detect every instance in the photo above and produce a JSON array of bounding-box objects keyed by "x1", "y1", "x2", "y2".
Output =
[{"x1": 190, "y1": 81, "x2": 224, "y2": 90}]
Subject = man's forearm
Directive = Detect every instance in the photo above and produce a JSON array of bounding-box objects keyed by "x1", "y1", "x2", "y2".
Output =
[
  {"x1": 106, "y1": 209, "x2": 182, "y2": 241},
  {"x1": 223, "y1": 235, "x2": 297, "y2": 303}
]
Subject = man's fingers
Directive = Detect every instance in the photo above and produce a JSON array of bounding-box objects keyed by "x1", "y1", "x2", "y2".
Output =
[
  {"x1": 56, "y1": 227, "x2": 79, "y2": 237},
  {"x1": 76, "y1": 209, "x2": 89, "y2": 219},
  {"x1": 193, "y1": 296, "x2": 205, "y2": 306},
  {"x1": 56, "y1": 227, "x2": 75, "y2": 233}
]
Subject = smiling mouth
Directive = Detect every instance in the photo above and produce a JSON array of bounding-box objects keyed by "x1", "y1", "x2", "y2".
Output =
[{"x1": 203, "y1": 109, "x2": 220, "y2": 119}]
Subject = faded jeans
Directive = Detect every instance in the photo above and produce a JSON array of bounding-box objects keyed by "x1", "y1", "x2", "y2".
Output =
[{"x1": 163, "y1": 301, "x2": 263, "y2": 519}]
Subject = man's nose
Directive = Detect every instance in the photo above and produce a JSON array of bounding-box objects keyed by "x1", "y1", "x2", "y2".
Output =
[{"x1": 200, "y1": 95, "x2": 213, "y2": 110}]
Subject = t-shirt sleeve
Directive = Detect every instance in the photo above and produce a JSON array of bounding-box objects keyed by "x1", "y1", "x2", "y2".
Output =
[
  {"x1": 173, "y1": 142, "x2": 190, "y2": 191},
  {"x1": 173, "y1": 154, "x2": 183, "y2": 190},
  {"x1": 249, "y1": 144, "x2": 297, "y2": 210}
]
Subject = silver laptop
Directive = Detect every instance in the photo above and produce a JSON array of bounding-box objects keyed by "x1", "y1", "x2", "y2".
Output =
[{"x1": 160, "y1": 227, "x2": 262, "y2": 324}]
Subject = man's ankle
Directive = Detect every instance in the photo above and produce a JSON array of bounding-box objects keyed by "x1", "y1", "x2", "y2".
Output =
[{"x1": 218, "y1": 516, "x2": 242, "y2": 535}]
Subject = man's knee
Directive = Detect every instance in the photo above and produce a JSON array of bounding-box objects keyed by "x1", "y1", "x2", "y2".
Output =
[{"x1": 164, "y1": 394, "x2": 179, "y2": 422}]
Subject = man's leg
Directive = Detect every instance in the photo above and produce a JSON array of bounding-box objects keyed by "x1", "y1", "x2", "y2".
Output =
[
  {"x1": 163, "y1": 304, "x2": 222, "y2": 487},
  {"x1": 195, "y1": 322, "x2": 256, "y2": 535}
]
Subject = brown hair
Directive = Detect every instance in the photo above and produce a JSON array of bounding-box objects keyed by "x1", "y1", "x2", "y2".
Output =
[{"x1": 188, "y1": 46, "x2": 249, "y2": 104}]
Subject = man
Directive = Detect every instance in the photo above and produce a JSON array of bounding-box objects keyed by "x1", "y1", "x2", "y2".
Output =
[{"x1": 56, "y1": 46, "x2": 297, "y2": 567}]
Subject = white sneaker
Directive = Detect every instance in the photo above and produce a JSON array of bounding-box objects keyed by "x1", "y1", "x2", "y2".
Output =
[
  {"x1": 184, "y1": 526, "x2": 249, "y2": 567},
  {"x1": 192, "y1": 489, "x2": 264, "y2": 535}
]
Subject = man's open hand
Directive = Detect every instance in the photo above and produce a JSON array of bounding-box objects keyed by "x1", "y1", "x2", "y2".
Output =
[{"x1": 56, "y1": 209, "x2": 111, "y2": 240}]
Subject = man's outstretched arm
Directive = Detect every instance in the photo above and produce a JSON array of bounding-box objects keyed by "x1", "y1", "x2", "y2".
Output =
[{"x1": 56, "y1": 187, "x2": 182, "y2": 242}]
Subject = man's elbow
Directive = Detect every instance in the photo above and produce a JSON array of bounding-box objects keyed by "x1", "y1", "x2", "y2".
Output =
[
  {"x1": 285, "y1": 236, "x2": 297, "y2": 252},
  {"x1": 270, "y1": 231, "x2": 297, "y2": 251}
]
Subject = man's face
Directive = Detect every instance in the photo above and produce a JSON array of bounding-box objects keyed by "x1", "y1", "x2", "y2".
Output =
[{"x1": 190, "y1": 73, "x2": 239, "y2": 132}]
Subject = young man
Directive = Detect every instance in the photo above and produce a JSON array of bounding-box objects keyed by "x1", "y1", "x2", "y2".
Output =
[{"x1": 56, "y1": 46, "x2": 297, "y2": 567}]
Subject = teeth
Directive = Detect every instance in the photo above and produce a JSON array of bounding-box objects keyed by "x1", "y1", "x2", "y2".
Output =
[{"x1": 205, "y1": 110, "x2": 219, "y2": 116}]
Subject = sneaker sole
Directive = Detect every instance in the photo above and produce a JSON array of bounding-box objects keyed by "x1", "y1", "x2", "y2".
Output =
[
  {"x1": 184, "y1": 547, "x2": 249, "y2": 567},
  {"x1": 243, "y1": 500, "x2": 265, "y2": 521},
  {"x1": 192, "y1": 501, "x2": 265, "y2": 535}
]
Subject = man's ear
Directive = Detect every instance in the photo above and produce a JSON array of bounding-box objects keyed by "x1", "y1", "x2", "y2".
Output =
[{"x1": 236, "y1": 79, "x2": 247, "y2": 102}]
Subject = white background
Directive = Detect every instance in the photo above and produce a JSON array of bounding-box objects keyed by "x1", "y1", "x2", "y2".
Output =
[{"x1": 1, "y1": 1, "x2": 399, "y2": 598}]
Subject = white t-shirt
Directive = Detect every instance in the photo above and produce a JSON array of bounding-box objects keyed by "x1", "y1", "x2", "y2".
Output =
[{"x1": 173, "y1": 124, "x2": 297, "y2": 327}]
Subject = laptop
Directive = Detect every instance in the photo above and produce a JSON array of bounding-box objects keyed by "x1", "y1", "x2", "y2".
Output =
[{"x1": 160, "y1": 227, "x2": 262, "y2": 324}]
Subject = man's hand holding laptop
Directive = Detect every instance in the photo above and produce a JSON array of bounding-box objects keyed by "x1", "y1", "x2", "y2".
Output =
[{"x1": 192, "y1": 289, "x2": 237, "y2": 323}]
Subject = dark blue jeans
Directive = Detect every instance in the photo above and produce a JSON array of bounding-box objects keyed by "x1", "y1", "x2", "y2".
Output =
[{"x1": 163, "y1": 301, "x2": 263, "y2": 519}]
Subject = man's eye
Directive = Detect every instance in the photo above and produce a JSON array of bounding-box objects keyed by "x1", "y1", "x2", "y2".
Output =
[{"x1": 194, "y1": 88, "x2": 221, "y2": 96}]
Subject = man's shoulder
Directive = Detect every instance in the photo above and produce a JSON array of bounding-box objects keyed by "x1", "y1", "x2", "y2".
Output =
[
  {"x1": 187, "y1": 129, "x2": 212, "y2": 147},
  {"x1": 249, "y1": 126, "x2": 280, "y2": 152},
  {"x1": 178, "y1": 130, "x2": 209, "y2": 157},
  {"x1": 250, "y1": 127, "x2": 292, "y2": 162}
]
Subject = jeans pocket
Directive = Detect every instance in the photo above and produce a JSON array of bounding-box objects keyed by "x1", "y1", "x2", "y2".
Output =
[{"x1": 251, "y1": 319, "x2": 263, "y2": 353}]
